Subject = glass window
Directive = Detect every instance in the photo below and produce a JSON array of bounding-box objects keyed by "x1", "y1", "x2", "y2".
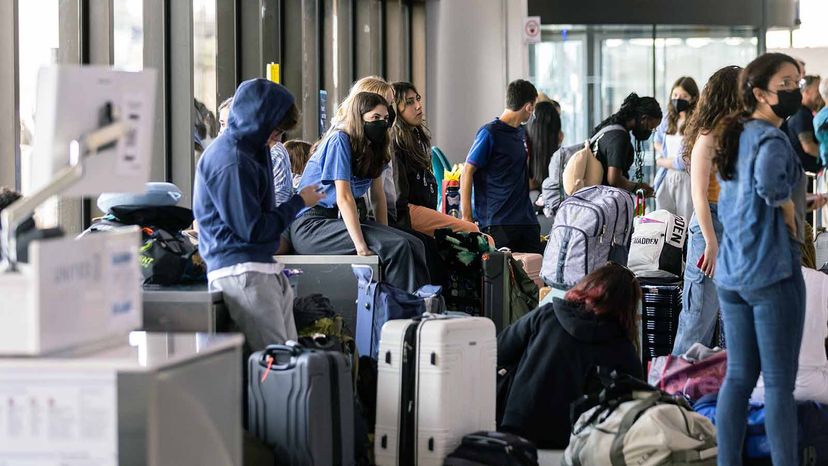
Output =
[
  {"x1": 792, "y1": 0, "x2": 828, "y2": 48},
  {"x1": 654, "y1": 27, "x2": 757, "y2": 109},
  {"x1": 530, "y1": 29, "x2": 587, "y2": 147},
  {"x1": 600, "y1": 33, "x2": 654, "y2": 123},
  {"x1": 766, "y1": 0, "x2": 828, "y2": 49},
  {"x1": 18, "y1": 0, "x2": 60, "y2": 225},
  {"x1": 113, "y1": 0, "x2": 144, "y2": 72},
  {"x1": 531, "y1": 24, "x2": 759, "y2": 189},
  {"x1": 194, "y1": 0, "x2": 218, "y2": 158}
]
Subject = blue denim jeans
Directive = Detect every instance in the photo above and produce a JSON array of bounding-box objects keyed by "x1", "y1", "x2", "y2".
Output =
[
  {"x1": 672, "y1": 204, "x2": 724, "y2": 355},
  {"x1": 716, "y1": 257, "x2": 805, "y2": 466}
]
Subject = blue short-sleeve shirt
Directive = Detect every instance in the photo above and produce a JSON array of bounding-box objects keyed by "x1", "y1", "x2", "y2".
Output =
[
  {"x1": 465, "y1": 119, "x2": 537, "y2": 229},
  {"x1": 297, "y1": 130, "x2": 375, "y2": 211},
  {"x1": 270, "y1": 142, "x2": 294, "y2": 206},
  {"x1": 716, "y1": 119, "x2": 803, "y2": 291}
]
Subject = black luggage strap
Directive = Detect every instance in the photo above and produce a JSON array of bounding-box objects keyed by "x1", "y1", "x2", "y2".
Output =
[
  {"x1": 397, "y1": 320, "x2": 421, "y2": 466},
  {"x1": 608, "y1": 392, "x2": 662, "y2": 466}
]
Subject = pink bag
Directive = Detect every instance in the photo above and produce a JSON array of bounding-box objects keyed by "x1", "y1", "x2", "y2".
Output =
[
  {"x1": 512, "y1": 252, "x2": 544, "y2": 288},
  {"x1": 647, "y1": 349, "x2": 727, "y2": 401}
]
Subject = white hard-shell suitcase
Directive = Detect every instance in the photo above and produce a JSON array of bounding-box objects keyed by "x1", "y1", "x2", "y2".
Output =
[
  {"x1": 815, "y1": 231, "x2": 828, "y2": 270},
  {"x1": 374, "y1": 315, "x2": 497, "y2": 466}
]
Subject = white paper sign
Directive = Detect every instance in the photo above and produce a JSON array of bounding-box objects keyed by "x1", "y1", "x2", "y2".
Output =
[
  {"x1": 524, "y1": 16, "x2": 542, "y2": 44},
  {"x1": 115, "y1": 93, "x2": 146, "y2": 176},
  {"x1": 105, "y1": 241, "x2": 139, "y2": 320},
  {"x1": 0, "y1": 368, "x2": 118, "y2": 465}
]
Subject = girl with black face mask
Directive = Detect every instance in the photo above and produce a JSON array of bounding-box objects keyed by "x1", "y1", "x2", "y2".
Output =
[
  {"x1": 653, "y1": 77, "x2": 699, "y2": 221},
  {"x1": 591, "y1": 93, "x2": 663, "y2": 196},
  {"x1": 712, "y1": 53, "x2": 807, "y2": 466},
  {"x1": 290, "y1": 91, "x2": 430, "y2": 292}
]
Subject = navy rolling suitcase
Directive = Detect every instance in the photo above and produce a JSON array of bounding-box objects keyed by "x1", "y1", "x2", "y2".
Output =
[
  {"x1": 640, "y1": 278, "x2": 682, "y2": 362},
  {"x1": 352, "y1": 264, "x2": 443, "y2": 359},
  {"x1": 247, "y1": 344, "x2": 355, "y2": 465}
]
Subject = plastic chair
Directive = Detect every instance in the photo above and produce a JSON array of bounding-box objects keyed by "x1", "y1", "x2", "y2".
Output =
[{"x1": 431, "y1": 146, "x2": 452, "y2": 211}]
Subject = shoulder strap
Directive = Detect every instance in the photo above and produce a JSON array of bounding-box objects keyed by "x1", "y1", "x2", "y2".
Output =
[
  {"x1": 608, "y1": 393, "x2": 662, "y2": 466},
  {"x1": 589, "y1": 124, "x2": 627, "y2": 153}
]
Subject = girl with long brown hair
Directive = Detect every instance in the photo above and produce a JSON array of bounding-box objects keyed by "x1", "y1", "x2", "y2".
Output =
[
  {"x1": 289, "y1": 91, "x2": 430, "y2": 292},
  {"x1": 671, "y1": 66, "x2": 742, "y2": 356},
  {"x1": 390, "y1": 81, "x2": 480, "y2": 236},
  {"x1": 713, "y1": 53, "x2": 805, "y2": 466}
]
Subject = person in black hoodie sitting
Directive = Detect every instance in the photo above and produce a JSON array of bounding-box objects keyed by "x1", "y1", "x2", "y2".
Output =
[{"x1": 496, "y1": 262, "x2": 643, "y2": 449}]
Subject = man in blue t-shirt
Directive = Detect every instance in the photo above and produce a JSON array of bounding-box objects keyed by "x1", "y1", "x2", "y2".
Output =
[{"x1": 461, "y1": 79, "x2": 541, "y2": 253}]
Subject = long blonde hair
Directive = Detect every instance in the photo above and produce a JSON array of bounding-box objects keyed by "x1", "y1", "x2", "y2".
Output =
[{"x1": 331, "y1": 76, "x2": 394, "y2": 129}]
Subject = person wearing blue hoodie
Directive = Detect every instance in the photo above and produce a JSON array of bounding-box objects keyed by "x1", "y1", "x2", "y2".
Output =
[
  {"x1": 290, "y1": 91, "x2": 430, "y2": 292},
  {"x1": 194, "y1": 79, "x2": 324, "y2": 350}
]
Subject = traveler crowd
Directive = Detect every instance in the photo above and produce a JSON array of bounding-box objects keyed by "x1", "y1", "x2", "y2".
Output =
[
  {"x1": 9, "y1": 49, "x2": 820, "y2": 462},
  {"x1": 111, "y1": 51, "x2": 828, "y2": 460}
]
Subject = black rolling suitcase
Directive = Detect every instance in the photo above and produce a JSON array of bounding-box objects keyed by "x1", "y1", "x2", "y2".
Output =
[
  {"x1": 444, "y1": 431, "x2": 539, "y2": 466},
  {"x1": 640, "y1": 278, "x2": 682, "y2": 363},
  {"x1": 482, "y1": 251, "x2": 539, "y2": 334},
  {"x1": 482, "y1": 251, "x2": 510, "y2": 332},
  {"x1": 247, "y1": 344, "x2": 355, "y2": 465}
]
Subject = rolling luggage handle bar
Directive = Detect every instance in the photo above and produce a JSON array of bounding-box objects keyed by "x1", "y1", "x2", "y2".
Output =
[
  {"x1": 634, "y1": 189, "x2": 646, "y2": 217},
  {"x1": 260, "y1": 344, "x2": 302, "y2": 370}
]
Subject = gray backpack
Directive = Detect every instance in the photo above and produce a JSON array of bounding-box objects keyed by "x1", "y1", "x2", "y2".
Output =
[
  {"x1": 541, "y1": 124, "x2": 626, "y2": 219},
  {"x1": 540, "y1": 185, "x2": 634, "y2": 288}
]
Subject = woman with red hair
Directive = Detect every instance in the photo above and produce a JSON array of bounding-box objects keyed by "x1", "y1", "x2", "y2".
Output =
[{"x1": 496, "y1": 262, "x2": 643, "y2": 449}]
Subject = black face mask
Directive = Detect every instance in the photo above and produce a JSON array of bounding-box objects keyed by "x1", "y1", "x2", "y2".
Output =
[
  {"x1": 671, "y1": 98, "x2": 691, "y2": 113},
  {"x1": 632, "y1": 119, "x2": 652, "y2": 141},
  {"x1": 364, "y1": 120, "x2": 389, "y2": 146},
  {"x1": 387, "y1": 106, "x2": 396, "y2": 127},
  {"x1": 770, "y1": 88, "x2": 802, "y2": 120}
]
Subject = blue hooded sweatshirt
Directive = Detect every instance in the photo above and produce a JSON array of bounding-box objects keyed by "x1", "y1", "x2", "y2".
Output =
[{"x1": 194, "y1": 79, "x2": 305, "y2": 273}]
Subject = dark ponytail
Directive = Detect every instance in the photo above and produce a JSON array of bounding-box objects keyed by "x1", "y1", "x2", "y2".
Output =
[
  {"x1": 714, "y1": 53, "x2": 801, "y2": 181},
  {"x1": 593, "y1": 92, "x2": 662, "y2": 136}
]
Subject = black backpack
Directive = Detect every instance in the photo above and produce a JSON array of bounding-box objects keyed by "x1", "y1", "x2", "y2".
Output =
[
  {"x1": 83, "y1": 205, "x2": 206, "y2": 285},
  {"x1": 444, "y1": 431, "x2": 538, "y2": 466},
  {"x1": 138, "y1": 227, "x2": 206, "y2": 285}
]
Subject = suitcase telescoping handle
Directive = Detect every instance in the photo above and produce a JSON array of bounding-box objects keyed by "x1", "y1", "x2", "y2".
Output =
[
  {"x1": 260, "y1": 344, "x2": 302, "y2": 370},
  {"x1": 635, "y1": 189, "x2": 646, "y2": 217}
]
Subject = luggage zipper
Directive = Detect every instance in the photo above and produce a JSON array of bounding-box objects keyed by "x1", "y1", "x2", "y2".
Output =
[
  {"x1": 398, "y1": 320, "x2": 420, "y2": 466},
  {"x1": 325, "y1": 352, "x2": 343, "y2": 466},
  {"x1": 552, "y1": 225, "x2": 590, "y2": 282},
  {"x1": 606, "y1": 195, "x2": 623, "y2": 245},
  {"x1": 561, "y1": 200, "x2": 603, "y2": 237}
]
